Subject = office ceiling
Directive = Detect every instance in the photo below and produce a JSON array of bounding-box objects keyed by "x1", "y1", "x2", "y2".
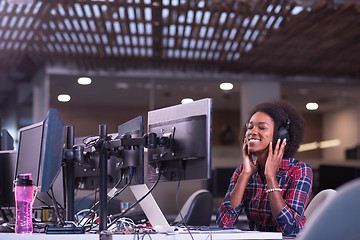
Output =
[{"x1": 1, "y1": 0, "x2": 360, "y2": 114}]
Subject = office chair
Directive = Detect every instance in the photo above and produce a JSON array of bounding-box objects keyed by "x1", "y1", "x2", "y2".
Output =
[
  {"x1": 174, "y1": 189, "x2": 213, "y2": 226},
  {"x1": 304, "y1": 189, "x2": 337, "y2": 221},
  {"x1": 297, "y1": 178, "x2": 360, "y2": 240}
]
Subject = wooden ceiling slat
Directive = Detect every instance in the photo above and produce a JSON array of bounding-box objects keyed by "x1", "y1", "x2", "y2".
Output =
[
  {"x1": 3, "y1": 4, "x2": 26, "y2": 51},
  {"x1": 289, "y1": 4, "x2": 355, "y2": 68},
  {"x1": 189, "y1": 2, "x2": 207, "y2": 61},
  {"x1": 151, "y1": 0, "x2": 162, "y2": 61},
  {"x1": 227, "y1": 2, "x2": 253, "y2": 62},
  {"x1": 203, "y1": 10, "x2": 222, "y2": 62},
  {"x1": 218, "y1": 0, "x2": 239, "y2": 62},
  {"x1": 253, "y1": 0, "x2": 295, "y2": 45},
  {"x1": 25, "y1": 2, "x2": 57, "y2": 64},
  {"x1": 178, "y1": 0, "x2": 194, "y2": 61},
  {"x1": 57, "y1": 3, "x2": 86, "y2": 57},
  {"x1": 237, "y1": 1, "x2": 360, "y2": 77},
  {"x1": 163, "y1": 1, "x2": 172, "y2": 59},
  {"x1": 139, "y1": 0, "x2": 151, "y2": 58},
  {"x1": 80, "y1": 2, "x2": 102, "y2": 60},
  {"x1": 113, "y1": 5, "x2": 126, "y2": 61},
  {"x1": 238, "y1": 0, "x2": 274, "y2": 58},
  {"x1": 237, "y1": 2, "x2": 331, "y2": 70},
  {"x1": 96, "y1": 2, "x2": 116, "y2": 64},
  {"x1": 0, "y1": 0, "x2": 359, "y2": 78},
  {"x1": 130, "y1": 2, "x2": 143, "y2": 59},
  {"x1": 86, "y1": 2, "x2": 108, "y2": 63},
  {"x1": 230, "y1": 0, "x2": 267, "y2": 60},
  {"x1": 217, "y1": 2, "x2": 237, "y2": 62}
]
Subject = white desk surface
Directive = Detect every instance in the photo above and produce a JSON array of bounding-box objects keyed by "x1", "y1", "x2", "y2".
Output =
[{"x1": 0, "y1": 230, "x2": 283, "y2": 240}]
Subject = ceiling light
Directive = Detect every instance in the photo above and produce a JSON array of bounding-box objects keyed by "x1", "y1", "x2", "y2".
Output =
[
  {"x1": 306, "y1": 102, "x2": 318, "y2": 110},
  {"x1": 181, "y1": 98, "x2": 194, "y2": 104},
  {"x1": 220, "y1": 82, "x2": 233, "y2": 91},
  {"x1": 77, "y1": 77, "x2": 92, "y2": 85},
  {"x1": 57, "y1": 94, "x2": 71, "y2": 103}
]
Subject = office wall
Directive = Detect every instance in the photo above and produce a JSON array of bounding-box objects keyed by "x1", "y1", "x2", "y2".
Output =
[
  {"x1": 323, "y1": 103, "x2": 360, "y2": 161},
  {"x1": 57, "y1": 106, "x2": 148, "y2": 137},
  {"x1": 295, "y1": 112, "x2": 323, "y2": 161}
]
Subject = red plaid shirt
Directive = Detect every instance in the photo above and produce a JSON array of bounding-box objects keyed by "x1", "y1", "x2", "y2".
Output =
[{"x1": 216, "y1": 158, "x2": 313, "y2": 236}]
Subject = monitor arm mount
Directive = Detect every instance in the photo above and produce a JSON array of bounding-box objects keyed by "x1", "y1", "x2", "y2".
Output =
[
  {"x1": 62, "y1": 126, "x2": 84, "y2": 223},
  {"x1": 59, "y1": 125, "x2": 174, "y2": 231},
  {"x1": 94, "y1": 127, "x2": 173, "y2": 232},
  {"x1": 104, "y1": 127, "x2": 175, "y2": 159},
  {"x1": 104, "y1": 131, "x2": 172, "y2": 150}
]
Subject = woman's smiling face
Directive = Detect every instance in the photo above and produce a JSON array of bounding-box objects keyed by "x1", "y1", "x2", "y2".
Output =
[{"x1": 245, "y1": 112, "x2": 274, "y2": 153}]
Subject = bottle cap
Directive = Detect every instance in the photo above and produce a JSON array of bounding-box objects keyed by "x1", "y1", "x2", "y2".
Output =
[{"x1": 16, "y1": 173, "x2": 33, "y2": 186}]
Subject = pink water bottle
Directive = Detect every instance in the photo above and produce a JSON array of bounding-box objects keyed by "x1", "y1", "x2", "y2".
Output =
[{"x1": 15, "y1": 173, "x2": 34, "y2": 234}]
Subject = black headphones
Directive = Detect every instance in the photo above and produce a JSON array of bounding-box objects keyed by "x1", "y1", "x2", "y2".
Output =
[{"x1": 277, "y1": 112, "x2": 290, "y2": 141}]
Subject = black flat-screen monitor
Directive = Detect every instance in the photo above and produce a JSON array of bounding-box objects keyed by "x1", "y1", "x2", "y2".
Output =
[
  {"x1": 117, "y1": 116, "x2": 144, "y2": 186},
  {"x1": 0, "y1": 150, "x2": 17, "y2": 207},
  {"x1": 1, "y1": 129, "x2": 14, "y2": 150},
  {"x1": 147, "y1": 98, "x2": 212, "y2": 182},
  {"x1": 211, "y1": 168, "x2": 236, "y2": 197},
  {"x1": 14, "y1": 109, "x2": 65, "y2": 193}
]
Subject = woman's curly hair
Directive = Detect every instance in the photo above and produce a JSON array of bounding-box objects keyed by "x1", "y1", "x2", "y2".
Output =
[{"x1": 248, "y1": 99, "x2": 306, "y2": 158}]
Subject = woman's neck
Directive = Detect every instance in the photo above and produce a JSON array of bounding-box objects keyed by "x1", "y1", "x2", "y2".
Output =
[{"x1": 253, "y1": 149, "x2": 268, "y2": 175}]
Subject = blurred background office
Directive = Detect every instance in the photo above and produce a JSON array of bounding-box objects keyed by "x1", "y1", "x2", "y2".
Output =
[{"x1": 1, "y1": 0, "x2": 360, "y2": 217}]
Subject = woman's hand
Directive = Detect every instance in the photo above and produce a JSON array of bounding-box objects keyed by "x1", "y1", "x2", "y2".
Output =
[
  {"x1": 229, "y1": 139, "x2": 258, "y2": 208},
  {"x1": 242, "y1": 138, "x2": 258, "y2": 176},
  {"x1": 265, "y1": 139, "x2": 286, "y2": 179}
]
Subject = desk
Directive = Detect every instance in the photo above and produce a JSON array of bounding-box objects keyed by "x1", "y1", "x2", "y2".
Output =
[{"x1": 0, "y1": 230, "x2": 283, "y2": 240}]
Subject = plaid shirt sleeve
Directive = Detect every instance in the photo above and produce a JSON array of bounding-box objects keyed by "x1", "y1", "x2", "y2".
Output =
[
  {"x1": 216, "y1": 167, "x2": 243, "y2": 228},
  {"x1": 274, "y1": 162, "x2": 313, "y2": 236}
]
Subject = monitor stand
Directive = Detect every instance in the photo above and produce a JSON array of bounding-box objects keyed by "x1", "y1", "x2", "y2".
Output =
[{"x1": 129, "y1": 184, "x2": 175, "y2": 233}]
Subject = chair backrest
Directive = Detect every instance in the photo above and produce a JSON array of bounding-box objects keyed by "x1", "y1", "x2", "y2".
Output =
[
  {"x1": 174, "y1": 189, "x2": 213, "y2": 226},
  {"x1": 297, "y1": 178, "x2": 360, "y2": 240},
  {"x1": 304, "y1": 189, "x2": 337, "y2": 220}
]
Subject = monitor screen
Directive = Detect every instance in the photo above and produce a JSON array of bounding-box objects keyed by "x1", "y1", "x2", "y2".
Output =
[
  {"x1": 211, "y1": 168, "x2": 236, "y2": 197},
  {"x1": 147, "y1": 98, "x2": 212, "y2": 182},
  {"x1": 1, "y1": 129, "x2": 14, "y2": 150},
  {"x1": 15, "y1": 122, "x2": 43, "y2": 187},
  {"x1": 15, "y1": 109, "x2": 65, "y2": 192},
  {"x1": 0, "y1": 150, "x2": 17, "y2": 207}
]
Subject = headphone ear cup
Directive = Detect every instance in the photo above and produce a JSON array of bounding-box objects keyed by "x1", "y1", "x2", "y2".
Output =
[{"x1": 277, "y1": 127, "x2": 289, "y2": 141}]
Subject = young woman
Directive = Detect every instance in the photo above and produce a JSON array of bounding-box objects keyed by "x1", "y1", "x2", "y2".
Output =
[{"x1": 216, "y1": 100, "x2": 313, "y2": 236}]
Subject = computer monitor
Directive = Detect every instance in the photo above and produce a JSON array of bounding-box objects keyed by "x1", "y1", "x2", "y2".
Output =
[
  {"x1": 147, "y1": 98, "x2": 212, "y2": 182},
  {"x1": 0, "y1": 150, "x2": 17, "y2": 207},
  {"x1": 14, "y1": 109, "x2": 65, "y2": 193},
  {"x1": 211, "y1": 168, "x2": 236, "y2": 197},
  {"x1": 117, "y1": 116, "x2": 145, "y2": 186},
  {"x1": 1, "y1": 129, "x2": 14, "y2": 151}
]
